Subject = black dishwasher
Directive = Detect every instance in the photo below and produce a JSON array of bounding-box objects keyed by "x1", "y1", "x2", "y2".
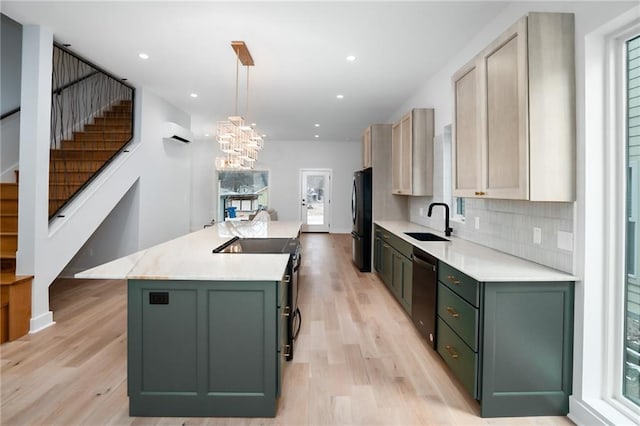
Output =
[{"x1": 411, "y1": 247, "x2": 438, "y2": 348}]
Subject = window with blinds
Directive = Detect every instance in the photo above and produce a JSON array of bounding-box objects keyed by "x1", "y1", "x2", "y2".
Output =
[{"x1": 624, "y1": 33, "x2": 640, "y2": 407}]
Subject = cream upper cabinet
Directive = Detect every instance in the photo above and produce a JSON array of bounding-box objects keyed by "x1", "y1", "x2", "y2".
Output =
[
  {"x1": 453, "y1": 12, "x2": 576, "y2": 201},
  {"x1": 453, "y1": 60, "x2": 482, "y2": 197},
  {"x1": 391, "y1": 108, "x2": 434, "y2": 196},
  {"x1": 362, "y1": 126, "x2": 372, "y2": 168}
]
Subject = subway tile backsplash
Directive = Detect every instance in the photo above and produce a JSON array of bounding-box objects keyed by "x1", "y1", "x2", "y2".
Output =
[{"x1": 410, "y1": 197, "x2": 574, "y2": 273}]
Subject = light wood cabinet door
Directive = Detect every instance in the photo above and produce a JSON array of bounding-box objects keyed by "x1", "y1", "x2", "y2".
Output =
[
  {"x1": 391, "y1": 109, "x2": 434, "y2": 196},
  {"x1": 481, "y1": 18, "x2": 528, "y2": 199},
  {"x1": 362, "y1": 126, "x2": 372, "y2": 168},
  {"x1": 391, "y1": 121, "x2": 403, "y2": 193},
  {"x1": 452, "y1": 13, "x2": 574, "y2": 201},
  {"x1": 453, "y1": 60, "x2": 482, "y2": 197}
]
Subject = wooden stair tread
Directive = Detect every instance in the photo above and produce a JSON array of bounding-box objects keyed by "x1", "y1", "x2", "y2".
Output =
[
  {"x1": 0, "y1": 273, "x2": 33, "y2": 286},
  {"x1": 1, "y1": 251, "x2": 16, "y2": 259}
]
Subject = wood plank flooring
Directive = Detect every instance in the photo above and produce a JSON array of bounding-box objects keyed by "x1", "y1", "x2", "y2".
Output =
[{"x1": 0, "y1": 233, "x2": 574, "y2": 425}]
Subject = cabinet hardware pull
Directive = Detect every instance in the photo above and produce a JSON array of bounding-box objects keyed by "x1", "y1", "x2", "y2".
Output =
[
  {"x1": 284, "y1": 275, "x2": 291, "y2": 284},
  {"x1": 445, "y1": 345, "x2": 459, "y2": 359},
  {"x1": 447, "y1": 275, "x2": 461, "y2": 285},
  {"x1": 282, "y1": 306, "x2": 291, "y2": 317},
  {"x1": 474, "y1": 191, "x2": 486, "y2": 196},
  {"x1": 283, "y1": 344, "x2": 291, "y2": 357},
  {"x1": 383, "y1": 235, "x2": 390, "y2": 239},
  {"x1": 383, "y1": 244, "x2": 390, "y2": 248},
  {"x1": 446, "y1": 306, "x2": 460, "y2": 318}
]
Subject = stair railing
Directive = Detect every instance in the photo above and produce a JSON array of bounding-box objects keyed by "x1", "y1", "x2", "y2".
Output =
[{"x1": 49, "y1": 43, "x2": 135, "y2": 219}]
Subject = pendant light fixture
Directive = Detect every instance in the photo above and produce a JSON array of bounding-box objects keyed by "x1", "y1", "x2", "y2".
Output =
[{"x1": 216, "y1": 41, "x2": 264, "y2": 170}]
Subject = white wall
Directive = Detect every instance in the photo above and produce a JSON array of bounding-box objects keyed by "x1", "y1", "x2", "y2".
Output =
[
  {"x1": 136, "y1": 88, "x2": 192, "y2": 249},
  {"x1": 388, "y1": 1, "x2": 638, "y2": 273},
  {"x1": 213, "y1": 139, "x2": 361, "y2": 233},
  {"x1": 60, "y1": 182, "x2": 140, "y2": 277},
  {"x1": 190, "y1": 137, "x2": 217, "y2": 231}
]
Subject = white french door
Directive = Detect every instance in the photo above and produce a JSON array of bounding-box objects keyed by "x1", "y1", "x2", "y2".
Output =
[{"x1": 300, "y1": 169, "x2": 331, "y2": 232}]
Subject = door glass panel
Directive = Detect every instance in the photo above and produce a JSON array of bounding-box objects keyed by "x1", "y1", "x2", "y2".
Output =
[
  {"x1": 304, "y1": 174, "x2": 326, "y2": 225},
  {"x1": 300, "y1": 170, "x2": 331, "y2": 232},
  {"x1": 624, "y1": 34, "x2": 640, "y2": 407}
]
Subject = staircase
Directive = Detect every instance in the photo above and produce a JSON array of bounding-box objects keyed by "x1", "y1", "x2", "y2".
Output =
[
  {"x1": 1, "y1": 178, "x2": 33, "y2": 343},
  {"x1": 48, "y1": 100, "x2": 133, "y2": 218}
]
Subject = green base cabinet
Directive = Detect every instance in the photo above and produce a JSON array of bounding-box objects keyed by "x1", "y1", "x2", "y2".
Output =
[
  {"x1": 437, "y1": 261, "x2": 574, "y2": 417},
  {"x1": 374, "y1": 225, "x2": 412, "y2": 315},
  {"x1": 481, "y1": 281, "x2": 573, "y2": 417},
  {"x1": 127, "y1": 279, "x2": 284, "y2": 417}
]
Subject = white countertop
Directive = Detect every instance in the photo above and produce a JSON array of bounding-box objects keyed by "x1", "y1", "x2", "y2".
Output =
[
  {"x1": 375, "y1": 220, "x2": 576, "y2": 282},
  {"x1": 75, "y1": 221, "x2": 302, "y2": 281}
]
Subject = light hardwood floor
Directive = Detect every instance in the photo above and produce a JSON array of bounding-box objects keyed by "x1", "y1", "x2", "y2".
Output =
[{"x1": 1, "y1": 233, "x2": 573, "y2": 425}]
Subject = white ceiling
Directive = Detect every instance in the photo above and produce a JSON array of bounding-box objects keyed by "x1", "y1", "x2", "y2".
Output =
[{"x1": 2, "y1": 1, "x2": 510, "y2": 142}]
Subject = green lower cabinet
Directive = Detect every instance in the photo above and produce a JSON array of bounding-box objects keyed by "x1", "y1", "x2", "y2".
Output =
[
  {"x1": 381, "y1": 242, "x2": 394, "y2": 288},
  {"x1": 435, "y1": 261, "x2": 574, "y2": 418},
  {"x1": 128, "y1": 279, "x2": 282, "y2": 417},
  {"x1": 397, "y1": 251, "x2": 412, "y2": 314},
  {"x1": 374, "y1": 226, "x2": 413, "y2": 315},
  {"x1": 480, "y1": 281, "x2": 574, "y2": 417}
]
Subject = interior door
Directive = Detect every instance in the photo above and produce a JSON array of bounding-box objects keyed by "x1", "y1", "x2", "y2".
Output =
[{"x1": 300, "y1": 169, "x2": 331, "y2": 232}]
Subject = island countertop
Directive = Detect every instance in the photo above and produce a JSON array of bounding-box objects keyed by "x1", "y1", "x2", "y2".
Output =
[
  {"x1": 75, "y1": 221, "x2": 302, "y2": 281},
  {"x1": 375, "y1": 220, "x2": 577, "y2": 282}
]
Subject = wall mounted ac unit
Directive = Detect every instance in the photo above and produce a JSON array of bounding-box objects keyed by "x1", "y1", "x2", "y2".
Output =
[{"x1": 163, "y1": 121, "x2": 193, "y2": 143}]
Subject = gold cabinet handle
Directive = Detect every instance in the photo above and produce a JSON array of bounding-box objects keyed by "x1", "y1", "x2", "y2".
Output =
[
  {"x1": 282, "y1": 306, "x2": 291, "y2": 317},
  {"x1": 445, "y1": 345, "x2": 459, "y2": 359},
  {"x1": 446, "y1": 306, "x2": 460, "y2": 318},
  {"x1": 383, "y1": 235, "x2": 390, "y2": 239},
  {"x1": 474, "y1": 191, "x2": 486, "y2": 196},
  {"x1": 283, "y1": 344, "x2": 291, "y2": 357},
  {"x1": 447, "y1": 275, "x2": 461, "y2": 285},
  {"x1": 283, "y1": 275, "x2": 291, "y2": 284}
]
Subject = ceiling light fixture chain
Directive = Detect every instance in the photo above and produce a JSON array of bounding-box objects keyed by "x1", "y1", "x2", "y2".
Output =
[{"x1": 216, "y1": 41, "x2": 264, "y2": 170}]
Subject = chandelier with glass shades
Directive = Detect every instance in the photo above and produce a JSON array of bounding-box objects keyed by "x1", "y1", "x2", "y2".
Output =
[{"x1": 215, "y1": 41, "x2": 264, "y2": 170}]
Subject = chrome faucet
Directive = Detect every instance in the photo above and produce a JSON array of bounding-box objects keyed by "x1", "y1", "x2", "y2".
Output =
[{"x1": 427, "y1": 202, "x2": 453, "y2": 236}]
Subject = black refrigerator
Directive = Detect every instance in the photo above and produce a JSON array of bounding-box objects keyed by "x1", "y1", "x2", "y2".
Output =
[{"x1": 351, "y1": 167, "x2": 372, "y2": 272}]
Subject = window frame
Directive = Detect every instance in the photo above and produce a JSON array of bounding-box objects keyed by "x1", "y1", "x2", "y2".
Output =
[{"x1": 609, "y1": 23, "x2": 640, "y2": 417}]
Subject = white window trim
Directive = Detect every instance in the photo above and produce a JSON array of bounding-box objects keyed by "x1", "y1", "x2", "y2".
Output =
[{"x1": 570, "y1": 8, "x2": 640, "y2": 425}]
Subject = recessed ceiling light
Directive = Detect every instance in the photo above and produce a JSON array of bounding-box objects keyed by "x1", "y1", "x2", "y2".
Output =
[
  {"x1": 262, "y1": 134, "x2": 267, "y2": 138},
  {"x1": 346, "y1": 55, "x2": 356, "y2": 62},
  {"x1": 336, "y1": 94, "x2": 344, "y2": 99},
  {"x1": 314, "y1": 123, "x2": 320, "y2": 127},
  {"x1": 251, "y1": 123, "x2": 256, "y2": 127},
  {"x1": 314, "y1": 134, "x2": 320, "y2": 138},
  {"x1": 204, "y1": 133, "x2": 210, "y2": 137},
  {"x1": 190, "y1": 93, "x2": 198, "y2": 98},
  {"x1": 138, "y1": 53, "x2": 149, "y2": 60}
]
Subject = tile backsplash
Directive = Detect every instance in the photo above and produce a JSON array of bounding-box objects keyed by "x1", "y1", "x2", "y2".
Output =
[{"x1": 410, "y1": 197, "x2": 574, "y2": 273}]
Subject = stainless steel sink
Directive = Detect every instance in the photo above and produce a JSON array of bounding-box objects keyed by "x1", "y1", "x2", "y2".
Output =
[{"x1": 404, "y1": 232, "x2": 449, "y2": 242}]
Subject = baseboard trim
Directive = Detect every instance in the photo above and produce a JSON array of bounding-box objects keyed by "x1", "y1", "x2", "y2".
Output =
[{"x1": 29, "y1": 311, "x2": 55, "y2": 334}]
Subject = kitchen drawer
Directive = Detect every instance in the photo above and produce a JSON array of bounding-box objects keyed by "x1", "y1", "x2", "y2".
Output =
[
  {"x1": 382, "y1": 229, "x2": 413, "y2": 259},
  {"x1": 437, "y1": 319, "x2": 479, "y2": 399},
  {"x1": 439, "y1": 262, "x2": 479, "y2": 306},
  {"x1": 438, "y1": 283, "x2": 479, "y2": 351}
]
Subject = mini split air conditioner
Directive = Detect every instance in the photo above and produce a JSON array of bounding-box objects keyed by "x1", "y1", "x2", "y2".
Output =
[{"x1": 163, "y1": 121, "x2": 193, "y2": 143}]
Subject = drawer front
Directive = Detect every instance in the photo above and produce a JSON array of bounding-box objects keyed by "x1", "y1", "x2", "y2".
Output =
[
  {"x1": 391, "y1": 234, "x2": 413, "y2": 259},
  {"x1": 437, "y1": 319, "x2": 478, "y2": 399},
  {"x1": 438, "y1": 262, "x2": 479, "y2": 306},
  {"x1": 438, "y1": 283, "x2": 479, "y2": 351},
  {"x1": 380, "y1": 228, "x2": 412, "y2": 259}
]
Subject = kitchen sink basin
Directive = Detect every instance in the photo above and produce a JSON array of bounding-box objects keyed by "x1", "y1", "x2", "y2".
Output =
[{"x1": 404, "y1": 232, "x2": 449, "y2": 242}]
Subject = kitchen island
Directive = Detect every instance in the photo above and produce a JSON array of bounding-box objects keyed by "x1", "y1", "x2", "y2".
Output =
[{"x1": 77, "y1": 221, "x2": 301, "y2": 417}]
